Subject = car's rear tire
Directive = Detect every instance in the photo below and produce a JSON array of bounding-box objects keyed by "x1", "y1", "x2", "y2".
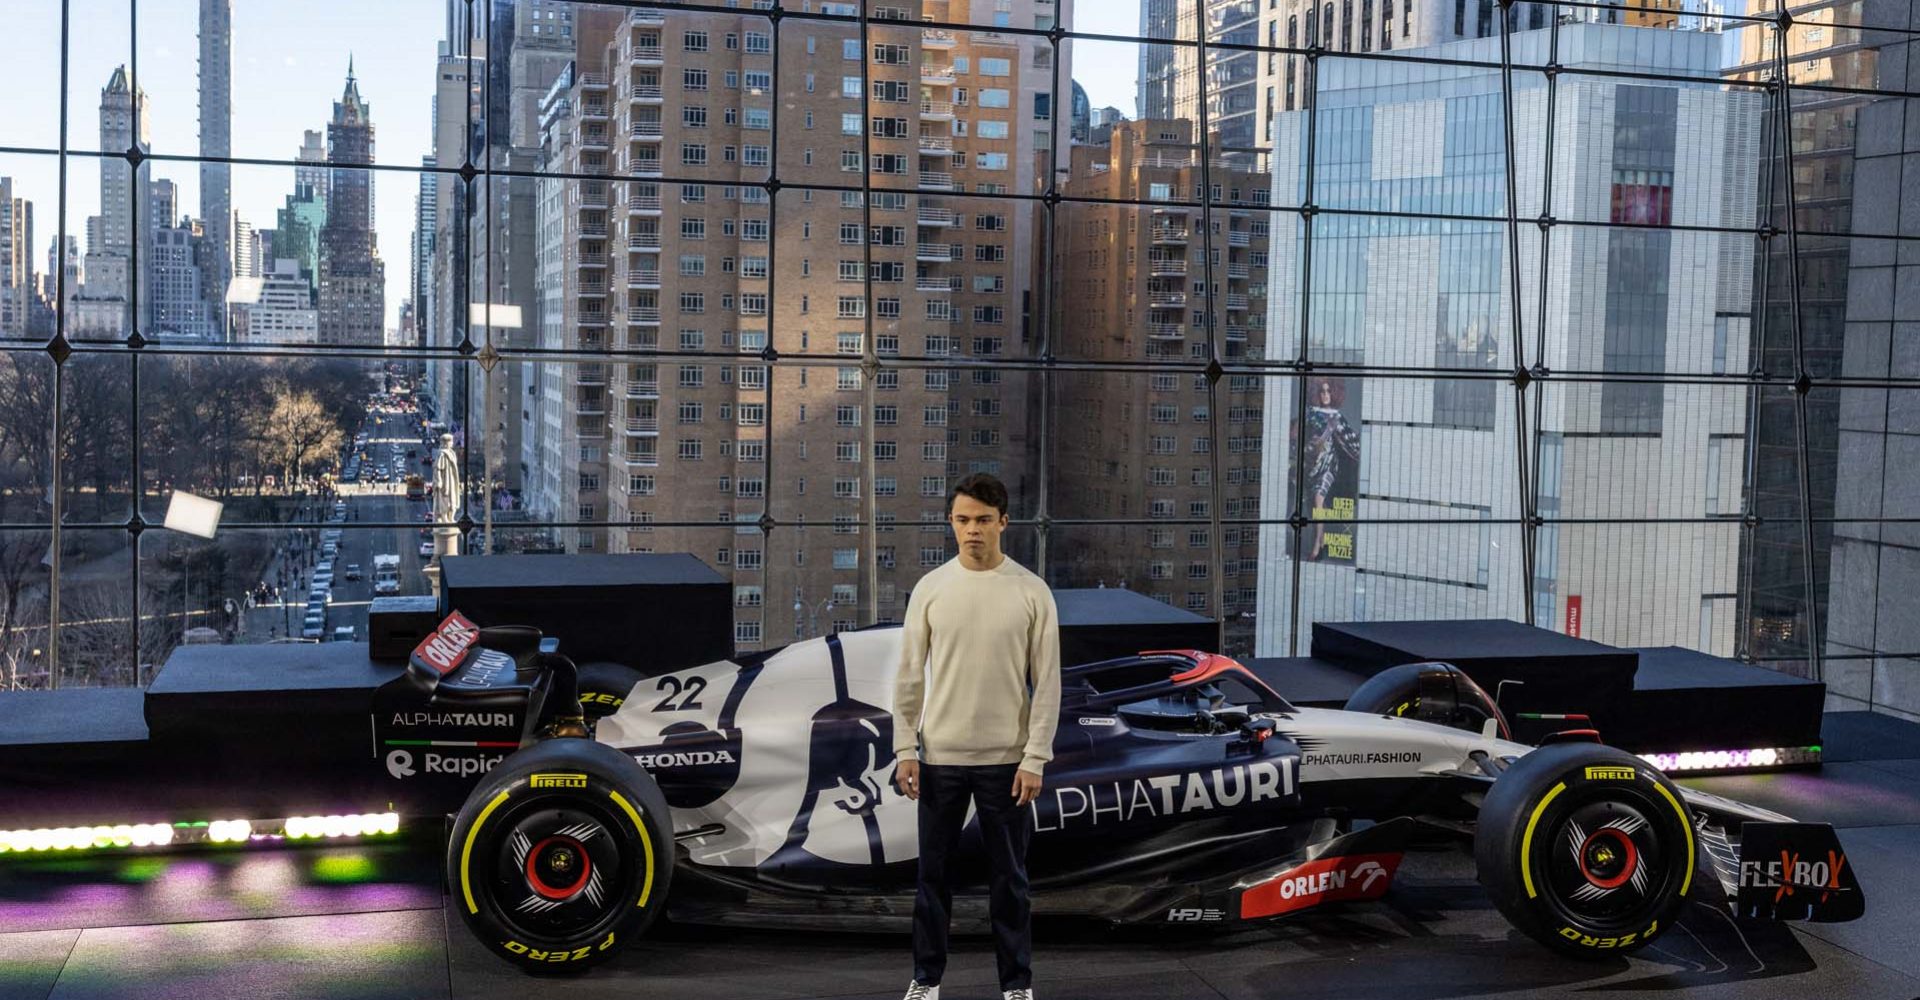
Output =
[
  {"x1": 446, "y1": 737, "x2": 672, "y2": 973},
  {"x1": 1345, "y1": 661, "x2": 1510, "y2": 739},
  {"x1": 1475, "y1": 743, "x2": 1693, "y2": 958}
]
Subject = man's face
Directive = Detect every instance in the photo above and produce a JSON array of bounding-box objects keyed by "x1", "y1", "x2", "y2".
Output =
[{"x1": 949, "y1": 493, "x2": 1008, "y2": 559}]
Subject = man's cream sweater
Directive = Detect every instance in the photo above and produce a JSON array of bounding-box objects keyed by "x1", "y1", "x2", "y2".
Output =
[{"x1": 891, "y1": 553, "x2": 1062, "y2": 774}]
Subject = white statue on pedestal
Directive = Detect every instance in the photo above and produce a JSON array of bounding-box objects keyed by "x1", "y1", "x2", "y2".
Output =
[{"x1": 426, "y1": 432, "x2": 461, "y2": 600}]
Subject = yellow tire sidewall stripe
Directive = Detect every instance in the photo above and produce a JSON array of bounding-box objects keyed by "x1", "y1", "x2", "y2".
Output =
[
  {"x1": 1520, "y1": 781, "x2": 1567, "y2": 899},
  {"x1": 608, "y1": 789, "x2": 657, "y2": 909},
  {"x1": 461, "y1": 788, "x2": 514, "y2": 915},
  {"x1": 1646, "y1": 775, "x2": 1695, "y2": 897}
]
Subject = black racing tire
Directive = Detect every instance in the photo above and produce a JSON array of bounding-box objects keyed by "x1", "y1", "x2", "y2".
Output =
[
  {"x1": 1475, "y1": 743, "x2": 1694, "y2": 958},
  {"x1": 1345, "y1": 661, "x2": 1510, "y2": 740},
  {"x1": 577, "y1": 662, "x2": 644, "y2": 722},
  {"x1": 446, "y1": 737, "x2": 672, "y2": 973}
]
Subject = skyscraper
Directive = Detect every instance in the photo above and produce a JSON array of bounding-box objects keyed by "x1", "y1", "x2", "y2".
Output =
[
  {"x1": 232, "y1": 216, "x2": 261, "y2": 279},
  {"x1": 199, "y1": 0, "x2": 232, "y2": 337},
  {"x1": 0, "y1": 179, "x2": 32, "y2": 337},
  {"x1": 412, "y1": 154, "x2": 437, "y2": 351},
  {"x1": 1255, "y1": 23, "x2": 1759, "y2": 656},
  {"x1": 295, "y1": 130, "x2": 329, "y2": 204},
  {"x1": 1048, "y1": 119, "x2": 1272, "y2": 642},
  {"x1": 316, "y1": 61, "x2": 386, "y2": 347},
  {"x1": 72, "y1": 66, "x2": 150, "y2": 337},
  {"x1": 515, "y1": 0, "x2": 1066, "y2": 643}
]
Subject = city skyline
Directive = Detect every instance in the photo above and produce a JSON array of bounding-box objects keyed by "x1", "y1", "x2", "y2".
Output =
[
  {"x1": 0, "y1": 2, "x2": 1139, "y2": 340},
  {"x1": 1, "y1": 0, "x2": 441, "y2": 334}
]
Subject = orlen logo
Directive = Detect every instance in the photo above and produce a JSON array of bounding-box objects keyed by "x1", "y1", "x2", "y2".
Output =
[
  {"x1": 530, "y1": 773, "x2": 589, "y2": 790},
  {"x1": 412, "y1": 611, "x2": 479, "y2": 675},
  {"x1": 1239, "y1": 852, "x2": 1402, "y2": 919}
]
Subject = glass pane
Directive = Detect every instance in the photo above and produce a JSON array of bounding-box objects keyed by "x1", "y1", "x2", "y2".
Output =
[
  {"x1": 0, "y1": 350, "x2": 56, "y2": 524},
  {"x1": 0, "y1": 3, "x2": 63, "y2": 153},
  {"x1": 0, "y1": 528, "x2": 54, "y2": 688},
  {"x1": 135, "y1": 0, "x2": 440, "y2": 166},
  {"x1": 58, "y1": 528, "x2": 138, "y2": 687}
]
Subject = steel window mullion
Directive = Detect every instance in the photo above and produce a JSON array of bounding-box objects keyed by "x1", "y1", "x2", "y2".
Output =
[
  {"x1": 859, "y1": 3, "x2": 876, "y2": 631},
  {"x1": 1497, "y1": 2, "x2": 1536, "y2": 627},
  {"x1": 1037, "y1": 14, "x2": 1066, "y2": 587},
  {"x1": 1287, "y1": 36, "x2": 1324, "y2": 657},
  {"x1": 1526, "y1": 12, "x2": 1561, "y2": 636},
  {"x1": 1772, "y1": 28, "x2": 1822, "y2": 683}
]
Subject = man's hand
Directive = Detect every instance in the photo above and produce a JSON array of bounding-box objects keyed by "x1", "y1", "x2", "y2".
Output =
[
  {"x1": 894, "y1": 758, "x2": 920, "y2": 800},
  {"x1": 1012, "y1": 768, "x2": 1043, "y2": 807}
]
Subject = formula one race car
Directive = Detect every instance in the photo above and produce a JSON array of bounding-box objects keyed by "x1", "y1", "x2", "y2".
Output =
[{"x1": 389, "y1": 612, "x2": 1865, "y2": 972}]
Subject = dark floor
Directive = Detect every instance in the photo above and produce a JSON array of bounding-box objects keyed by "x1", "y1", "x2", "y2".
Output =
[{"x1": 4, "y1": 711, "x2": 1919, "y2": 1000}]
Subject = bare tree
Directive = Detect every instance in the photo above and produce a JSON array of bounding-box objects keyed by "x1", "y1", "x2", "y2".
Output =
[
  {"x1": 0, "y1": 532, "x2": 50, "y2": 689},
  {"x1": 51, "y1": 582, "x2": 173, "y2": 688},
  {"x1": 257, "y1": 377, "x2": 346, "y2": 491}
]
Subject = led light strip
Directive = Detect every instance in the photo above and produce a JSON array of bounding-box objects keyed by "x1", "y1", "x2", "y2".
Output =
[
  {"x1": 1638, "y1": 746, "x2": 1822, "y2": 774},
  {"x1": 0, "y1": 813, "x2": 401, "y2": 854}
]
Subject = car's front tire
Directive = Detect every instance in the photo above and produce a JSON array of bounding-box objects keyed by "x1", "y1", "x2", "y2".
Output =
[
  {"x1": 446, "y1": 737, "x2": 672, "y2": 973},
  {"x1": 1475, "y1": 743, "x2": 1693, "y2": 958}
]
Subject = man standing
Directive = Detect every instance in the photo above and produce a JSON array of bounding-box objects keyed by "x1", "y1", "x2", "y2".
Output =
[{"x1": 892, "y1": 473, "x2": 1061, "y2": 1000}]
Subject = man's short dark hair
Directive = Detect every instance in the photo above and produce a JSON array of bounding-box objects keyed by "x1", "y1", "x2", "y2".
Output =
[{"x1": 947, "y1": 473, "x2": 1009, "y2": 518}]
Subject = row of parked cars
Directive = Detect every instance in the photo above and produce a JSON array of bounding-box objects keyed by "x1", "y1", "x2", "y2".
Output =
[{"x1": 299, "y1": 500, "x2": 355, "y2": 641}]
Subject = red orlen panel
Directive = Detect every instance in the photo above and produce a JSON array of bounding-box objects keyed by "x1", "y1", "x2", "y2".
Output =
[
  {"x1": 412, "y1": 610, "x2": 481, "y2": 675},
  {"x1": 1239, "y1": 851, "x2": 1404, "y2": 919}
]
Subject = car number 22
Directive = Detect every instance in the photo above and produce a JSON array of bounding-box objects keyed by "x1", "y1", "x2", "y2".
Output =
[{"x1": 653, "y1": 675, "x2": 707, "y2": 712}]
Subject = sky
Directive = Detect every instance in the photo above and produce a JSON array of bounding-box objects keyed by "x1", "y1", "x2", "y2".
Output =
[
  {"x1": 2, "y1": 0, "x2": 448, "y2": 333},
  {"x1": 0, "y1": 0, "x2": 1142, "y2": 334}
]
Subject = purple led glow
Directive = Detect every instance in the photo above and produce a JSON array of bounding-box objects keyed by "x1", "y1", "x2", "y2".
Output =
[{"x1": 1638, "y1": 746, "x2": 1819, "y2": 773}]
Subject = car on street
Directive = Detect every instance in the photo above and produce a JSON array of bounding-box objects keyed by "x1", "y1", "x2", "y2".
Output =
[
  {"x1": 299, "y1": 611, "x2": 324, "y2": 639},
  {"x1": 344, "y1": 563, "x2": 363, "y2": 581},
  {"x1": 331, "y1": 626, "x2": 356, "y2": 642},
  {"x1": 419, "y1": 541, "x2": 434, "y2": 558}
]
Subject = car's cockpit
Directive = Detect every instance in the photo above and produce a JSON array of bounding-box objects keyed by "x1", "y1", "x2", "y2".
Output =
[{"x1": 1059, "y1": 650, "x2": 1291, "y2": 736}]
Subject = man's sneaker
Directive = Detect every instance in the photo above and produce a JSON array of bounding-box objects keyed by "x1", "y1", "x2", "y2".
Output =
[
  {"x1": 1003, "y1": 991, "x2": 1034, "y2": 1000},
  {"x1": 903, "y1": 982, "x2": 939, "y2": 1000}
]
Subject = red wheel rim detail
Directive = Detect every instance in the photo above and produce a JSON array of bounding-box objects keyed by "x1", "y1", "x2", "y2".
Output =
[
  {"x1": 1577, "y1": 827, "x2": 1638, "y2": 890},
  {"x1": 525, "y1": 834, "x2": 591, "y2": 900}
]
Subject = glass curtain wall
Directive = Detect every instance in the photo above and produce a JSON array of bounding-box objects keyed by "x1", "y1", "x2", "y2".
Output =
[{"x1": 0, "y1": 0, "x2": 1916, "y2": 718}]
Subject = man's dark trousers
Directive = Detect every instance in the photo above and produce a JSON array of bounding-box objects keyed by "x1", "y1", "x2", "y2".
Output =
[{"x1": 912, "y1": 761, "x2": 1033, "y2": 991}]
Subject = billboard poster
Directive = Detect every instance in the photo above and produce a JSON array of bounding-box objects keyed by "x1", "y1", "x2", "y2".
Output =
[{"x1": 1289, "y1": 376, "x2": 1362, "y2": 564}]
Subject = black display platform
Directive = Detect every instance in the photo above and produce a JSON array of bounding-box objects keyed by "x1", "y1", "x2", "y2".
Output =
[
  {"x1": 144, "y1": 640, "x2": 399, "y2": 758},
  {"x1": 1613, "y1": 646, "x2": 1826, "y2": 753},
  {"x1": 1313, "y1": 618, "x2": 1641, "y2": 723},
  {"x1": 441, "y1": 553, "x2": 731, "y2": 670},
  {"x1": 1053, "y1": 587, "x2": 1215, "y2": 668},
  {"x1": 1303, "y1": 619, "x2": 1825, "y2": 758},
  {"x1": 1243, "y1": 657, "x2": 1369, "y2": 708}
]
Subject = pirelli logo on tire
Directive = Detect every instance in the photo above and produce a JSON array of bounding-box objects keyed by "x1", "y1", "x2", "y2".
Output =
[
  {"x1": 1583, "y1": 766, "x2": 1637, "y2": 782},
  {"x1": 1559, "y1": 921, "x2": 1655, "y2": 950},
  {"x1": 530, "y1": 773, "x2": 590, "y2": 789}
]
